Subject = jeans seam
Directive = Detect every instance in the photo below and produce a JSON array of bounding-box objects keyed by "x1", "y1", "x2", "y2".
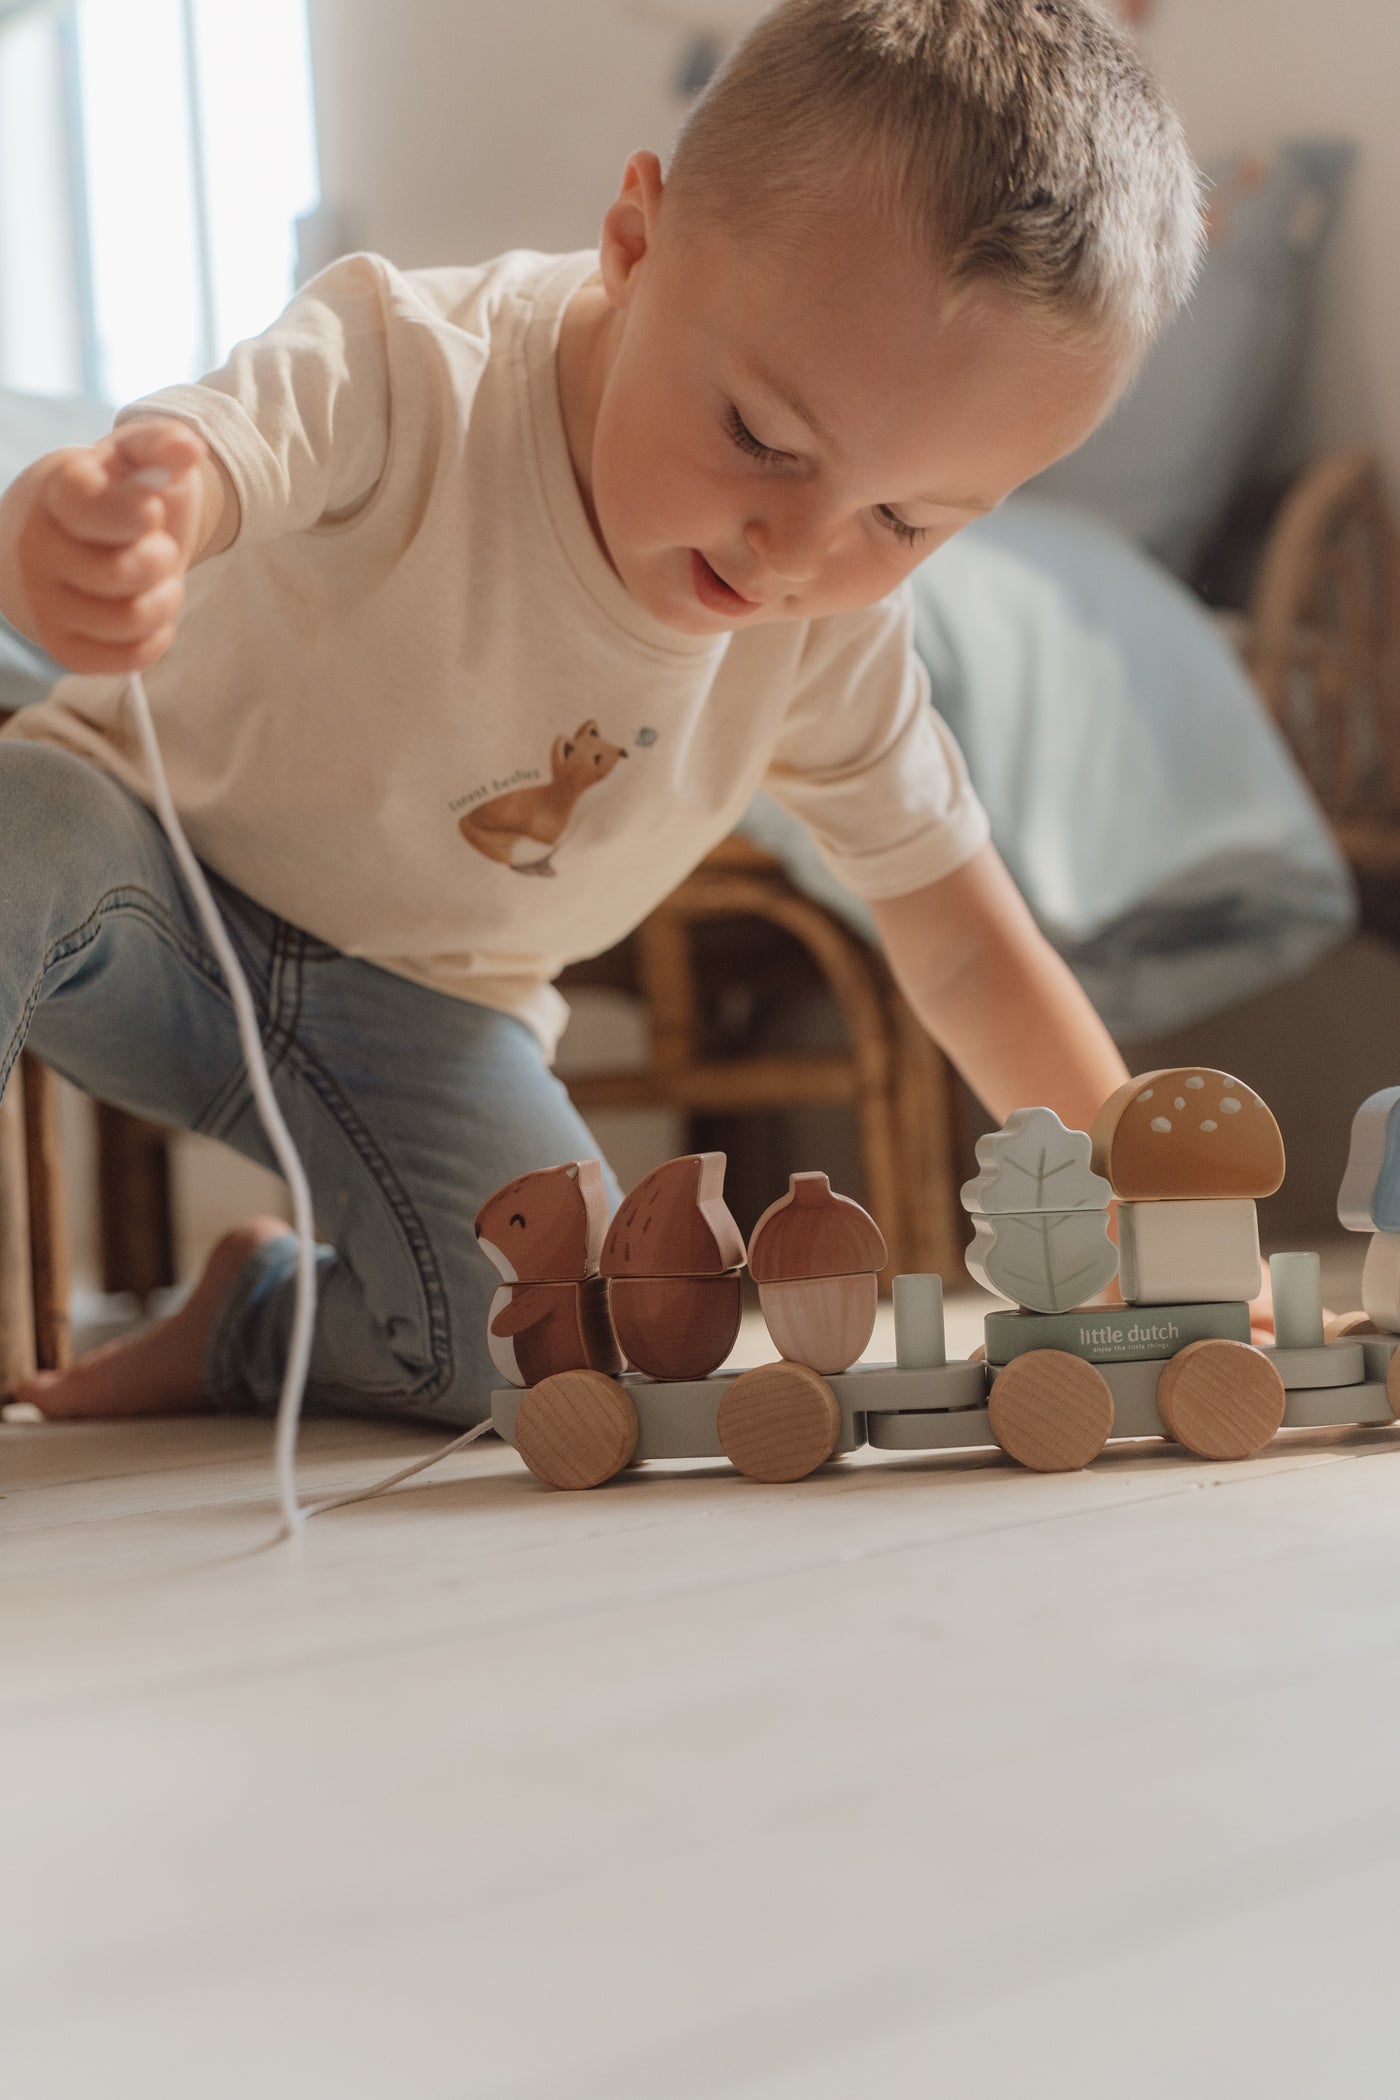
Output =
[
  {"x1": 1, "y1": 884, "x2": 226, "y2": 1104},
  {"x1": 212, "y1": 929, "x2": 455, "y2": 1408}
]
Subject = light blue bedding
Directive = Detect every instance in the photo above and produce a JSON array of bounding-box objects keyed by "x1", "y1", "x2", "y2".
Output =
[
  {"x1": 742, "y1": 496, "x2": 1356, "y2": 1039},
  {"x1": 1, "y1": 390, "x2": 1355, "y2": 1040}
]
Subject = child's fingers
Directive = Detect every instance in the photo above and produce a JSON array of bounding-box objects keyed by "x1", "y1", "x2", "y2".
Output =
[
  {"x1": 42, "y1": 524, "x2": 183, "y2": 602},
  {"x1": 48, "y1": 574, "x2": 184, "y2": 647},
  {"x1": 109, "y1": 417, "x2": 207, "y2": 481},
  {"x1": 50, "y1": 624, "x2": 179, "y2": 678},
  {"x1": 43, "y1": 451, "x2": 166, "y2": 549}
]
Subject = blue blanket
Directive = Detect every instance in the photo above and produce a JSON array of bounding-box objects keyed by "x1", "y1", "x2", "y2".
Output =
[{"x1": 741, "y1": 496, "x2": 1356, "y2": 1038}]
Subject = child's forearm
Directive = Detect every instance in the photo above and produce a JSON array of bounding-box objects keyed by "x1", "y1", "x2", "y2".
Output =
[
  {"x1": 870, "y1": 846, "x2": 1128, "y2": 1131},
  {"x1": 909, "y1": 928, "x2": 1128, "y2": 1130}
]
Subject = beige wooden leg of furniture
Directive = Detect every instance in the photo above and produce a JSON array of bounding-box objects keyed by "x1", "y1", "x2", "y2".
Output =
[
  {"x1": 21, "y1": 1055, "x2": 71, "y2": 1372},
  {"x1": 96, "y1": 1101, "x2": 176, "y2": 1303},
  {"x1": 0, "y1": 1063, "x2": 37, "y2": 1394}
]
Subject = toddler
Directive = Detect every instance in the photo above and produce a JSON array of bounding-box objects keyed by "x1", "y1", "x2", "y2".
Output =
[{"x1": 0, "y1": 0, "x2": 1202, "y2": 1425}]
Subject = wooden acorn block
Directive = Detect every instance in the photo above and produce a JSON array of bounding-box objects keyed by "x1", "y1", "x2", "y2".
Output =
[
  {"x1": 1116, "y1": 1198, "x2": 1262, "y2": 1306},
  {"x1": 474, "y1": 1158, "x2": 609, "y2": 1284},
  {"x1": 1091, "y1": 1069, "x2": 1285, "y2": 1201},
  {"x1": 600, "y1": 1152, "x2": 746, "y2": 1277},
  {"x1": 487, "y1": 1274, "x2": 621, "y2": 1388},
  {"x1": 757, "y1": 1272, "x2": 879, "y2": 1376},
  {"x1": 607, "y1": 1273, "x2": 743, "y2": 1382},
  {"x1": 1337, "y1": 1087, "x2": 1400, "y2": 1231},
  {"x1": 748, "y1": 1172, "x2": 887, "y2": 1373}
]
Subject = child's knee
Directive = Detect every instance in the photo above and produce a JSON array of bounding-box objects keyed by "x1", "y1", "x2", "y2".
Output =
[{"x1": 0, "y1": 741, "x2": 137, "y2": 877}]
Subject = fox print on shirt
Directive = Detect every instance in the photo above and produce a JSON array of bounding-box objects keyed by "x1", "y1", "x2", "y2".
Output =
[{"x1": 458, "y1": 719, "x2": 630, "y2": 878}]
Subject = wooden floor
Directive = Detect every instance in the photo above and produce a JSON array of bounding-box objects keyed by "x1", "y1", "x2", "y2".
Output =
[{"x1": 6, "y1": 1250, "x2": 1399, "y2": 2098}]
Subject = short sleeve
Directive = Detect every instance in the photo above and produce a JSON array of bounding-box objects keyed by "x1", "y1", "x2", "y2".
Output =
[
  {"x1": 764, "y1": 585, "x2": 991, "y2": 899},
  {"x1": 114, "y1": 252, "x2": 399, "y2": 546}
]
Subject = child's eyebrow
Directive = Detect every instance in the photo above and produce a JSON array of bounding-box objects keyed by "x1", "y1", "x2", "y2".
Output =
[{"x1": 746, "y1": 365, "x2": 996, "y2": 514}]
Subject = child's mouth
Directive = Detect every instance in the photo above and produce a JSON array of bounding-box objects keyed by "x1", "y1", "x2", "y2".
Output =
[{"x1": 691, "y1": 550, "x2": 762, "y2": 615}]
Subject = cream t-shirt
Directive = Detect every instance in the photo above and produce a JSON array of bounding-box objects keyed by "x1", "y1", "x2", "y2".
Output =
[{"x1": 3, "y1": 249, "x2": 990, "y2": 1059}]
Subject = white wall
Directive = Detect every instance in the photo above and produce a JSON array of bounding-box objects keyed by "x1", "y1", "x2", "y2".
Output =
[
  {"x1": 1141, "y1": 3, "x2": 1396, "y2": 497},
  {"x1": 302, "y1": 0, "x2": 767, "y2": 269},
  {"x1": 304, "y1": 0, "x2": 1395, "y2": 494}
]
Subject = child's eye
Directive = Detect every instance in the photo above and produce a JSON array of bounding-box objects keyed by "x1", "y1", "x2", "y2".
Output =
[
  {"x1": 725, "y1": 405, "x2": 789, "y2": 466},
  {"x1": 876, "y1": 505, "x2": 934, "y2": 548}
]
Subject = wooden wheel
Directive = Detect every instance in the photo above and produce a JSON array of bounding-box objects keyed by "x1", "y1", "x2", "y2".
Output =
[
  {"x1": 513, "y1": 1370, "x2": 639, "y2": 1490},
  {"x1": 1386, "y1": 1349, "x2": 1400, "y2": 1421},
  {"x1": 716, "y1": 1361, "x2": 841, "y2": 1482},
  {"x1": 1155, "y1": 1340, "x2": 1285, "y2": 1460},
  {"x1": 988, "y1": 1350, "x2": 1114, "y2": 1473}
]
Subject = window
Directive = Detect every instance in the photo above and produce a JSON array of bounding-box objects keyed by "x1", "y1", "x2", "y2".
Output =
[{"x1": 0, "y1": 0, "x2": 319, "y2": 404}]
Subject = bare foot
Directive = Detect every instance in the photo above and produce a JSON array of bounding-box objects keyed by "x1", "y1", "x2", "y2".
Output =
[{"x1": 15, "y1": 1215, "x2": 292, "y2": 1420}]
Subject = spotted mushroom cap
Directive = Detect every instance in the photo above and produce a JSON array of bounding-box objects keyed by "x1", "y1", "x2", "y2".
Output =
[{"x1": 1090, "y1": 1069, "x2": 1285, "y2": 1201}]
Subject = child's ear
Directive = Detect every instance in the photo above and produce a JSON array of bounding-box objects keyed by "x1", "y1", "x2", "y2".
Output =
[{"x1": 599, "y1": 150, "x2": 665, "y2": 307}]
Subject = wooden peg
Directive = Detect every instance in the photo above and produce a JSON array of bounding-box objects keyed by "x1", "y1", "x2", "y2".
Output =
[
  {"x1": 1268, "y1": 1252, "x2": 1325, "y2": 1351},
  {"x1": 600, "y1": 1153, "x2": 746, "y2": 1277},
  {"x1": 474, "y1": 1159, "x2": 609, "y2": 1284},
  {"x1": 1091, "y1": 1069, "x2": 1285, "y2": 1201},
  {"x1": 513, "y1": 1369, "x2": 639, "y2": 1489},
  {"x1": 716, "y1": 1361, "x2": 842, "y2": 1482},
  {"x1": 1155, "y1": 1338, "x2": 1285, "y2": 1459},
  {"x1": 607, "y1": 1272, "x2": 742, "y2": 1381},
  {"x1": 987, "y1": 1350, "x2": 1114, "y2": 1472},
  {"x1": 487, "y1": 1277, "x2": 620, "y2": 1388}
]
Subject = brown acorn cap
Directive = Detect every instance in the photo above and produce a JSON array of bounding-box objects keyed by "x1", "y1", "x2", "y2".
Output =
[
  {"x1": 746, "y1": 1171, "x2": 888, "y2": 1282},
  {"x1": 600, "y1": 1152, "x2": 747, "y2": 1278},
  {"x1": 1090, "y1": 1068, "x2": 1285, "y2": 1201}
]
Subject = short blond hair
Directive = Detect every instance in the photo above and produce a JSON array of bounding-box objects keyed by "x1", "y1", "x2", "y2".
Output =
[{"x1": 665, "y1": 0, "x2": 1204, "y2": 356}]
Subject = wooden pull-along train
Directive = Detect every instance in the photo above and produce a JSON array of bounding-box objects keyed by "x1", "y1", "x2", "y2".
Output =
[{"x1": 475, "y1": 1068, "x2": 1400, "y2": 1490}]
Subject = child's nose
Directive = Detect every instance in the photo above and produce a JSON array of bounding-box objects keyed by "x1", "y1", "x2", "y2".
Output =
[{"x1": 744, "y1": 510, "x2": 830, "y2": 584}]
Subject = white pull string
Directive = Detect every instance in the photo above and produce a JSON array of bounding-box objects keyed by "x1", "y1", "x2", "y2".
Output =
[
  {"x1": 124, "y1": 667, "x2": 317, "y2": 1536},
  {"x1": 124, "y1": 665, "x2": 497, "y2": 1535}
]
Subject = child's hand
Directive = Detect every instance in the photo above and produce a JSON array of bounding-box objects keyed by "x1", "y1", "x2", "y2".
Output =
[{"x1": 16, "y1": 418, "x2": 210, "y2": 675}]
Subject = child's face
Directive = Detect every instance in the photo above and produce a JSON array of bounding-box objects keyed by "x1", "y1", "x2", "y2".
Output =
[{"x1": 562, "y1": 153, "x2": 1132, "y2": 637}]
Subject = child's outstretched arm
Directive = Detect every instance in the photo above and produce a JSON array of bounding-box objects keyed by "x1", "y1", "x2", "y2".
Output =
[
  {"x1": 0, "y1": 415, "x2": 237, "y2": 675},
  {"x1": 868, "y1": 840, "x2": 1129, "y2": 1133}
]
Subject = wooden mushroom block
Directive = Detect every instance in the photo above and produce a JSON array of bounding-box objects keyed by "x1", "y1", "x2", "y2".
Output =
[
  {"x1": 474, "y1": 1159, "x2": 621, "y2": 1388},
  {"x1": 747, "y1": 1171, "x2": 888, "y2": 1373},
  {"x1": 600, "y1": 1153, "x2": 746, "y2": 1381},
  {"x1": 1117, "y1": 1197, "x2": 1262, "y2": 1306},
  {"x1": 1091, "y1": 1069, "x2": 1285, "y2": 1201}
]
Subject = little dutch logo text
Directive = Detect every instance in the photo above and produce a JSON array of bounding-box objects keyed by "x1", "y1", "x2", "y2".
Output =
[{"x1": 1077, "y1": 1318, "x2": 1181, "y2": 1352}]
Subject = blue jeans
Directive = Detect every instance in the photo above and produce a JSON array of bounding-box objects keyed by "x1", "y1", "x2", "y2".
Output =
[{"x1": 0, "y1": 738, "x2": 620, "y2": 1425}]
